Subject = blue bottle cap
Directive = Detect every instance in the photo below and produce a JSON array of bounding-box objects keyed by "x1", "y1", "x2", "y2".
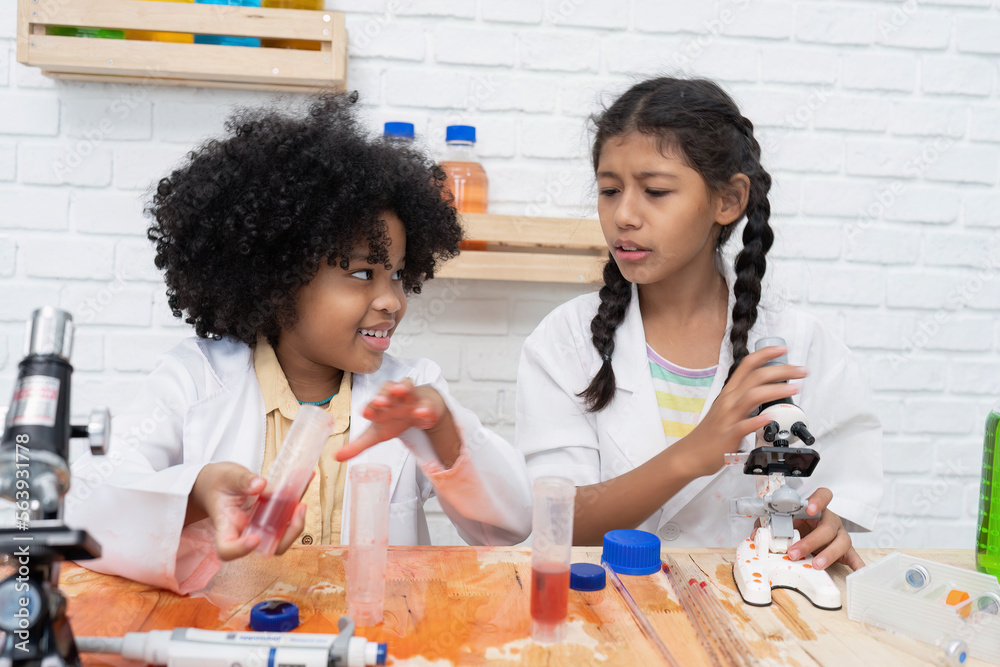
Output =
[
  {"x1": 384, "y1": 122, "x2": 415, "y2": 139},
  {"x1": 570, "y1": 562, "x2": 606, "y2": 591},
  {"x1": 601, "y1": 529, "x2": 662, "y2": 575},
  {"x1": 250, "y1": 600, "x2": 299, "y2": 632},
  {"x1": 446, "y1": 125, "x2": 476, "y2": 143},
  {"x1": 376, "y1": 642, "x2": 388, "y2": 665}
]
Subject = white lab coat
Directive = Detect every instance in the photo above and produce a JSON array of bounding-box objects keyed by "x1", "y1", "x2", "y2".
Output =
[
  {"x1": 65, "y1": 336, "x2": 532, "y2": 594},
  {"x1": 516, "y1": 276, "x2": 882, "y2": 548}
]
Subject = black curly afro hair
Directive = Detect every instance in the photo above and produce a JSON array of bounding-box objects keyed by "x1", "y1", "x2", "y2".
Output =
[{"x1": 147, "y1": 92, "x2": 462, "y2": 347}]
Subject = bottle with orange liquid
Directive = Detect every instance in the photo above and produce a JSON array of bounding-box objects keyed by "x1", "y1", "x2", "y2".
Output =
[
  {"x1": 126, "y1": 0, "x2": 194, "y2": 43},
  {"x1": 261, "y1": 0, "x2": 323, "y2": 50},
  {"x1": 440, "y1": 125, "x2": 488, "y2": 214}
]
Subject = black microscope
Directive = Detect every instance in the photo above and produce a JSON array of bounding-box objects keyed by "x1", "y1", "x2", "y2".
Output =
[{"x1": 0, "y1": 307, "x2": 109, "y2": 667}]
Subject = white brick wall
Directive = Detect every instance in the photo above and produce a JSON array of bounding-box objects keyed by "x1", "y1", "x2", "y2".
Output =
[{"x1": 1, "y1": 0, "x2": 998, "y2": 550}]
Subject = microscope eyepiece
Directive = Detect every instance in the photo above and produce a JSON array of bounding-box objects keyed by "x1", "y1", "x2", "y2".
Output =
[
  {"x1": 25, "y1": 307, "x2": 74, "y2": 361},
  {"x1": 790, "y1": 421, "x2": 815, "y2": 446}
]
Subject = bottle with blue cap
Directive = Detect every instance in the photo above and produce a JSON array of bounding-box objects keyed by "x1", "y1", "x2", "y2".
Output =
[
  {"x1": 440, "y1": 125, "x2": 488, "y2": 214},
  {"x1": 384, "y1": 122, "x2": 415, "y2": 143}
]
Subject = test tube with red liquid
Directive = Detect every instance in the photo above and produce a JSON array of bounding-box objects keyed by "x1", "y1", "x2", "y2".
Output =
[
  {"x1": 531, "y1": 476, "x2": 576, "y2": 643},
  {"x1": 243, "y1": 404, "x2": 336, "y2": 556}
]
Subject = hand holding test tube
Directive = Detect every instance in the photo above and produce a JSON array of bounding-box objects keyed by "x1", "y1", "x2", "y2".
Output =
[{"x1": 242, "y1": 404, "x2": 337, "y2": 556}]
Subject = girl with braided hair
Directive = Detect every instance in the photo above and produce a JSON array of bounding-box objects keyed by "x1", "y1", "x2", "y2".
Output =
[{"x1": 516, "y1": 77, "x2": 881, "y2": 572}]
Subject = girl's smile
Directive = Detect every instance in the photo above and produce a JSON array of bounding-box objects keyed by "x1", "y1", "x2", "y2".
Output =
[
  {"x1": 358, "y1": 322, "x2": 394, "y2": 351},
  {"x1": 275, "y1": 211, "x2": 408, "y2": 400}
]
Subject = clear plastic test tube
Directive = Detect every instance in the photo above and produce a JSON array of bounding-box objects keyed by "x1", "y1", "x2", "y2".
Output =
[
  {"x1": 530, "y1": 476, "x2": 576, "y2": 644},
  {"x1": 347, "y1": 464, "x2": 391, "y2": 626},
  {"x1": 243, "y1": 404, "x2": 336, "y2": 556}
]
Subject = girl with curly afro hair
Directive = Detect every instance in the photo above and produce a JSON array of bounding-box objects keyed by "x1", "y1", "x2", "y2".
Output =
[{"x1": 66, "y1": 93, "x2": 532, "y2": 593}]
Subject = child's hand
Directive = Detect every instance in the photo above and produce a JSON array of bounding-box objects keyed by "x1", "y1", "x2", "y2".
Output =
[
  {"x1": 681, "y1": 345, "x2": 808, "y2": 477},
  {"x1": 336, "y1": 379, "x2": 447, "y2": 462},
  {"x1": 787, "y1": 487, "x2": 864, "y2": 571},
  {"x1": 188, "y1": 462, "x2": 307, "y2": 561}
]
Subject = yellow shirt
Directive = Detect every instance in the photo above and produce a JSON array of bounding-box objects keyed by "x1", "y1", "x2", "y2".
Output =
[{"x1": 254, "y1": 339, "x2": 352, "y2": 546}]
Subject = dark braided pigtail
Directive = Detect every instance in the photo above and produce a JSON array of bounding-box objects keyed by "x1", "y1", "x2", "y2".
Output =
[
  {"x1": 725, "y1": 119, "x2": 773, "y2": 381},
  {"x1": 578, "y1": 257, "x2": 632, "y2": 412}
]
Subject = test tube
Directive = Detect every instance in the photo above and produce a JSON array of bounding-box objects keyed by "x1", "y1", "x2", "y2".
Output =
[
  {"x1": 243, "y1": 404, "x2": 336, "y2": 556},
  {"x1": 530, "y1": 476, "x2": 576, "y2": 644},
  {"x1": 347, "y1": 464, "x2": 391, "y2": 626}
]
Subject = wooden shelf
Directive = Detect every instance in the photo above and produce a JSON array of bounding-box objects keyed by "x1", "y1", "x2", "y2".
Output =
[
  {"x1": 16, "y1": 0, "x2": 347, "y2": 92},
  {"x1": 437, "y1": 214, "x2": 608, "y2": 284}
]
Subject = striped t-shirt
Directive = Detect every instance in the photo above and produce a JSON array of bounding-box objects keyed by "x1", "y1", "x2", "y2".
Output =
[{"x1": 647, "y1": 344, "x2": 717, "y2": 442}]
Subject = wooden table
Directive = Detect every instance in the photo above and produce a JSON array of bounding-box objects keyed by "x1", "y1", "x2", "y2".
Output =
[{"x1": 34, "y1": 548, "x2": 992, "y2": 666}]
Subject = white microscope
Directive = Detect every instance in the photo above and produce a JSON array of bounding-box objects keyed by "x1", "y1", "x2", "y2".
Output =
[{"x1": 728, "y1": 337, "x2": 841, "y2": 610}]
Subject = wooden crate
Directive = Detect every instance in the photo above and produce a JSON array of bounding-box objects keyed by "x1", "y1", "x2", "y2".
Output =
[
  {"x1": 16, "y1": 0, "x2": 347, "y2": 92},
  {"x1": 437, "y1": 214, "x2": 608, "y2": 284}
]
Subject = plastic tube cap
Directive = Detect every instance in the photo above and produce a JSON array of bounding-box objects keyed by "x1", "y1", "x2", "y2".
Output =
[
  {"x1": 570, "y1": 563, "x2": 606, "y2": 591},
  {"x1": 446, "y1": 125, "x2": 476, "y2": 142},
  {"x1": 602, "y1": 529, "x2": 662, "y2": 575},
  {"x1": 383, "y1": 122, "x2": 415, "y2": 139},
  {"x1": 249, "y1": 600, "x2": 299, "y2": 632}
]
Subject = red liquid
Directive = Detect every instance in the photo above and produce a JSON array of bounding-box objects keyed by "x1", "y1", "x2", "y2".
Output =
[
  {"x1": 247, "y1": 493, "x2": 298, "y2": 540},
  {"x1": 531, "y1": 563, "x2": 570, "y2": 624}
]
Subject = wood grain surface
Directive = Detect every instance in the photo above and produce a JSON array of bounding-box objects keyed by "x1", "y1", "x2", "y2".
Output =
[{"x1": 13, "y1": 547, "x2": 991, "y2": 666}]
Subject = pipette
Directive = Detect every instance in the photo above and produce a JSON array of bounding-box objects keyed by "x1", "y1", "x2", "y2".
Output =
[
  {"x1": 602, "y1": 562, "x2": 681, "y2": 667},
  {"x1": 76, "y1": 617, "x2": 387, "y2": 667}
]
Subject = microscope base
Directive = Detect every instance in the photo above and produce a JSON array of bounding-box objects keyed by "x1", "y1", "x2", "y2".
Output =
[{"x1": 733, "y1": 534, "x2": 841, "y2": 610}]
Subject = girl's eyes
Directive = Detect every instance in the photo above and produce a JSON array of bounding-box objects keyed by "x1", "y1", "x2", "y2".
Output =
[
  {"x1": 598, "y1": 188, "x2": 672, "y2": 197},
  {"x1": 350, "y1": 269, "x2": 404, "y2": 280}
]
